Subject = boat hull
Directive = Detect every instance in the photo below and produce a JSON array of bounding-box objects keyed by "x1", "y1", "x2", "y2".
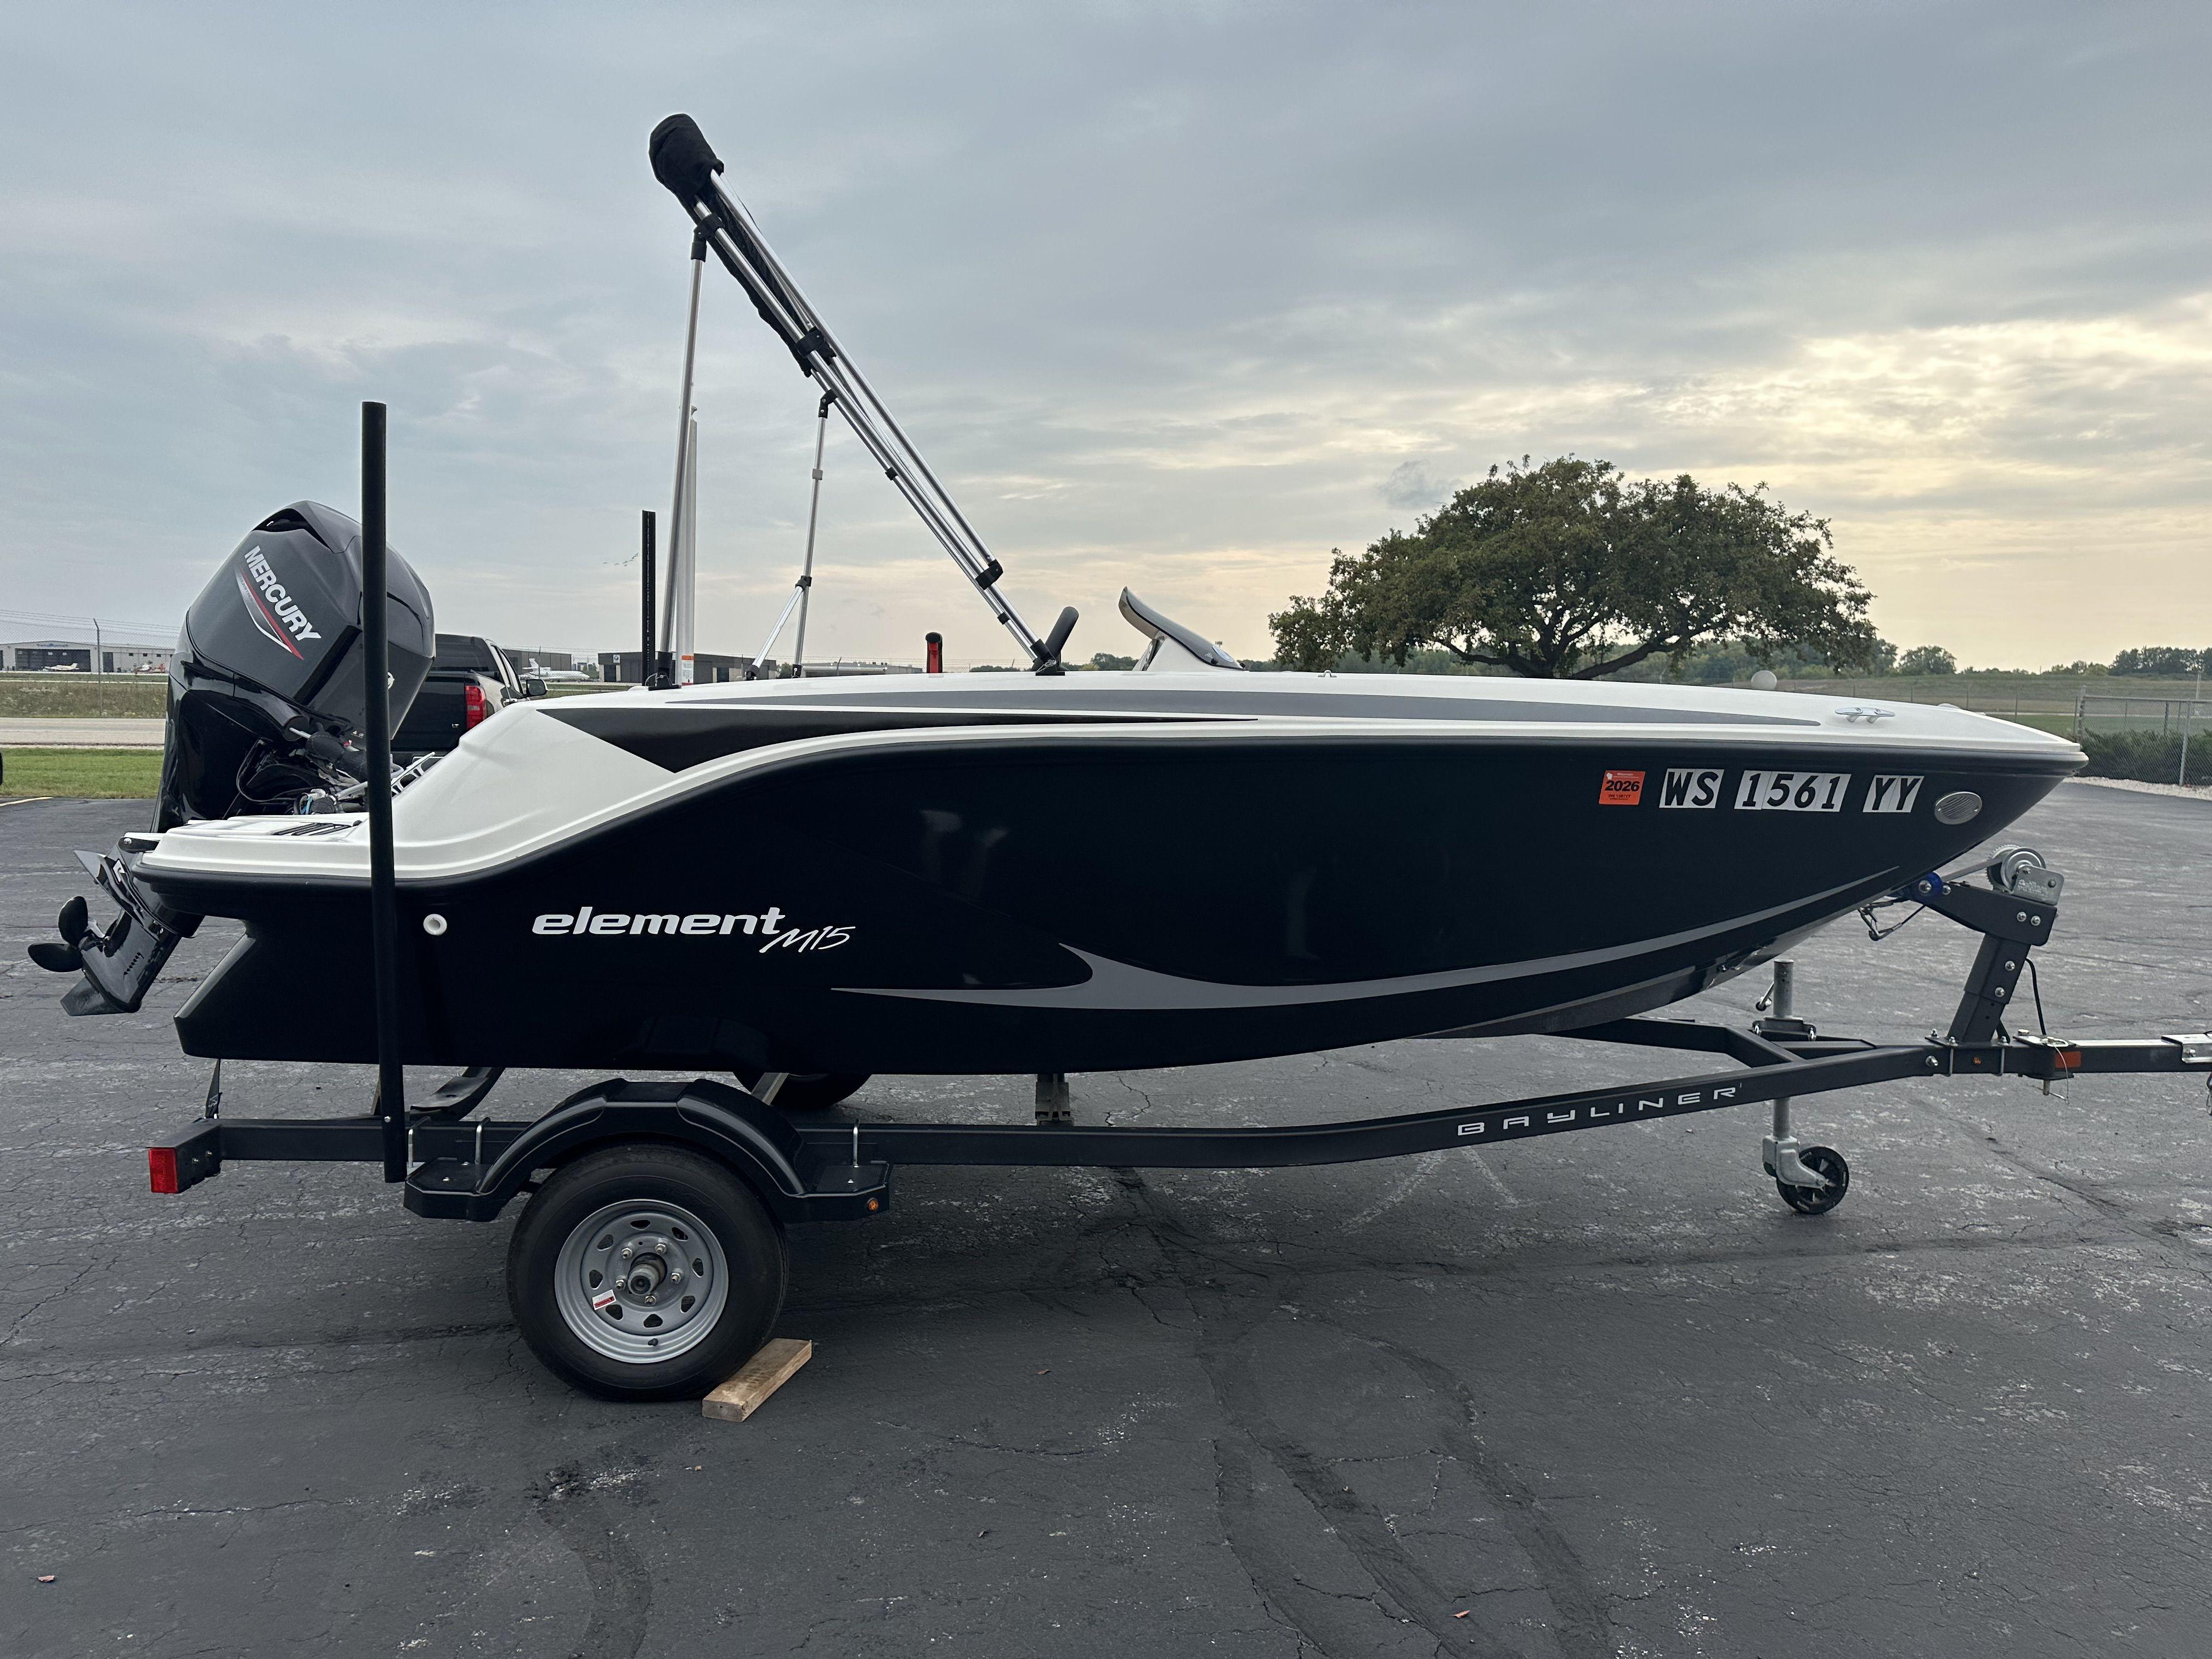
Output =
[{"x1": 155, "y1": 732, "x2": 2075, "y2": 1074}]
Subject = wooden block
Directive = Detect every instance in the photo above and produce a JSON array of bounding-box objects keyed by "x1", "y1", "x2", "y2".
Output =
[{"x1": 701, "y1": 1338, "x2": 813, "y2": 1422}]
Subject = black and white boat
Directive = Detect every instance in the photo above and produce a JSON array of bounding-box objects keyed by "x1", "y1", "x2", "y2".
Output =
[
  {"x1": 73, "y1": 617, "x2": 2078, "y2": 1079},
  {"x1": 36, "y1": 111, "x2": 2085, "y2": 1088},
  {"x1": 40, "y1": 114, "x2": 2198, "y2": 1408}
]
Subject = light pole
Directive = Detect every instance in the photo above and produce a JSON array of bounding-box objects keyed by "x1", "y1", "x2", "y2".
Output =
[{"x1": 2183, "y1": 666, "x2": 2204, "y2": 787}]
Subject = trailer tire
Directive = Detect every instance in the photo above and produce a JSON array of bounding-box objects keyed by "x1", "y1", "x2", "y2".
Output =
[
  {"x1": 731, "y1": 1068, "x2": 869, "y2": 1110},
  {"x1": 507, "y1": 1143, "x2": 787, "y2": 1401}
]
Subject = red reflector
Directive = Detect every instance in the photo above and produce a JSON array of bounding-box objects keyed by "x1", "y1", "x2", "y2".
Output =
[
  {"x1": 2055, "y1": 1049, "x2": 2083, "y2": 1071},
  {"x1": 464, "y1": 683, "x2": 488, "y2": 729},
  {"x1": 148, "y1": 1146, "x2": 181, "y2": 1194}
]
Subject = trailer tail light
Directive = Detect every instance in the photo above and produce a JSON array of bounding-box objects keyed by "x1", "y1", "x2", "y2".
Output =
[
  {"x1": 147, "y1": 1122, "x2": 221, "y2": 1194},
  {"x1": 465, "y1": 682, "x2": 488, "y2": 729}
]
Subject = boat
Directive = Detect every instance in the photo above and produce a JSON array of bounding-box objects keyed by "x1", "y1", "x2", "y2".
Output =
[
  {"x1": 32, "y1": 114, "x2": 2165, "y2": 1407},
  {"x1": 48, "y1": 604, "x2": 2081, "y2": 1075},
  {"x1": 29, "y1": 114, "x2": 2085, "y2": 1081}
]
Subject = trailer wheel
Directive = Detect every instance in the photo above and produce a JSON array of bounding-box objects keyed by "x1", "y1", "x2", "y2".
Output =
[
  {"x1": 507, "y1": 1144, "x2": 787, "y2": 1401},
  {"x1": 732, "y1": 1068, "x2": 869, "y2": 1110},
  {"x1": 1776, "y1": 1146, "x2": 1850, "y2": 1216}
]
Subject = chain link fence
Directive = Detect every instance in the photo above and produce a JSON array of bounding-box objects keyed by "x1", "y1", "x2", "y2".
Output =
[
  {"x1": 2073, "y1": 692, "x2": 2212, "y2": 737},
  {"x1": 2074, "y1": 691, "x2": 2212, "y2": 786}
]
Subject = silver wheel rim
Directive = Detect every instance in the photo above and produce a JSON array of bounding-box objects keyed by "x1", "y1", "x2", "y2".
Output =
[{"x1": 553, "y1": 1197, "x2": 731, "y2": 1365}]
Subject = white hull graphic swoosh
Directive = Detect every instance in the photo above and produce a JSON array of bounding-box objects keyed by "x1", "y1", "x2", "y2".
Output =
[{"x1": 840, "y1": 875, "x2": 1875, "y2": 1012}]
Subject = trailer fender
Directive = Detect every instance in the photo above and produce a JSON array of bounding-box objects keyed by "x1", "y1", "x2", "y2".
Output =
[{"x1": 435, "y1": 1077, "x2": 823, "y2": 1222}]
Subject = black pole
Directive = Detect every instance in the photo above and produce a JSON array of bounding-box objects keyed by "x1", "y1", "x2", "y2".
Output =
[
  {"x1": 641, "y1": 510, "x2": 657, "y2": 687},
  {"x1": 362, "y1": 403, "x2": 407, "y2": 1181}
]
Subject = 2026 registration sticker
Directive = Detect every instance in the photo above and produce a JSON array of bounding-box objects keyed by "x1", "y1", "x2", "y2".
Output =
[{"x1": 1733, "y1": 770, "x2": 1850, "y2": 812}]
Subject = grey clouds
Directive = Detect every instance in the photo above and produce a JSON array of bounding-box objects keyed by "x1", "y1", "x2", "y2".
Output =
[{"x1": 3, "y1": 2, "x2": 2207, "y2": 667}]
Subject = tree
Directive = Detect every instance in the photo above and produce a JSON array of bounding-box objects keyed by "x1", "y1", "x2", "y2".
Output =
[
  {"x1": 2110, "y1": 646, "x2": 2210, "y2": 676},
  {"x1": 1897, "y1": 645, "x2": 1956, "y2": 675},
  {"x1": 1612, "y1": 633, "x2": 1898, "y2": 685},
  {"x1": 1086, "y1": 651, "x2": 1137, "y2": 672},
  {"x1": 1269, "y1": 457, "x2": 1877, "y2": 678}
]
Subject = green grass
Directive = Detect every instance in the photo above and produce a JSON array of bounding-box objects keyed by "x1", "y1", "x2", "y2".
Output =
[
  {"x1": 1787, "y1": 672, "x2": 2207, "y2": 710},
  {"x1": 0, "y1": 674, "x2": 169, "y2": 717},
  {"x1": 0, "y1": 747, "x2": 162, "y2": 798}
]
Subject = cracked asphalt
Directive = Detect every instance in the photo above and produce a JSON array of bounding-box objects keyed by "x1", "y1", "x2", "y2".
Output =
[{"x1": 2, "y1": 782, "x2": 2209, "y2": 1657}]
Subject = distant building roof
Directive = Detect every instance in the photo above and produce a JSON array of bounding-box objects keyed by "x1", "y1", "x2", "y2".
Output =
[{"x1": 2, "y1": 637, "x2": 171, "y2": 650}]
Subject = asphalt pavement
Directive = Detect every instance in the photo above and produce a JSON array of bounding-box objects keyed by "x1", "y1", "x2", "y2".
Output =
[{"x1": 2, "y1": 782, "x2": 2208, "y2": 1658}]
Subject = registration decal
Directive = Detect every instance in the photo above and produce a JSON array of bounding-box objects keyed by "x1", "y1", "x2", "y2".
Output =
[
  {"x1": 1660, "y1": 768, "x2": 1725, "y2": 809},
  {"x1": 1733, "y1": 771, "x2": 1850, "y2": 812},
  {"x1": 1863, "y1": 775, "x2": 1926, "y2": 814},
  {"x1": 1598, "y1": 769, "x2": 1646, "y2": 806}
]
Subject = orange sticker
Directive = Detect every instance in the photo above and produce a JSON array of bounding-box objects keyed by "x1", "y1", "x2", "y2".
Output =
[{"x1": 1599, "y1": 769, "x2": 1645, "y2": 805}]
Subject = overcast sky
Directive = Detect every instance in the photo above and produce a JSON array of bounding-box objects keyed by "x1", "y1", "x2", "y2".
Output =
[{"x1": 4, "y1": 2, "x2": 2208, "y2": 669}]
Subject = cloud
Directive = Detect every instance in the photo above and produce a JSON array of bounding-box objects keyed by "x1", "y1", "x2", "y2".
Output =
[
  {"x1": 2, "y1": 2, "x2": 2209, "y2": 668},
  {"x1": 1379, "y1": 460, "x2": 1466, "y2": 514}
]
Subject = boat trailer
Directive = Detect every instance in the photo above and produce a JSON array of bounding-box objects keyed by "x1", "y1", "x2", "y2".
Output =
[
  {"x1": 148, "y1": 846, "x2": 2212, "y2": 1218},
  {"x1": 143, "y1": 844, "x2": 2211, "y2": 1395},
  {"x1": 120, "y1": 415, "x2": 2211, "y2": 1400}
]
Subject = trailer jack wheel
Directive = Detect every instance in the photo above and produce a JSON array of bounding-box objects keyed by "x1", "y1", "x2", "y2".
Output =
[
  {"x1": 1776, "y1": 1146, "x2": 1850, "y2": 1216},
  {"x1": 507, "y1": 1144, "x2": 788, "y2": 1401}
]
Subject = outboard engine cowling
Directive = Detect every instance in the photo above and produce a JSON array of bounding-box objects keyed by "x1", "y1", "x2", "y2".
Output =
[
  {"x1": 160, "y1": 501, "x2": 435, "y2": 828},
  {"x1": 26, "y1": 502, "x2": 436, "y2": 1017}
]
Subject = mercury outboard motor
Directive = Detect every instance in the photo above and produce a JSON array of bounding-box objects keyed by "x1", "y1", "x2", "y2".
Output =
[
  {"x1": 159, "y1": 501, "x2": 435, "y2": 828},
  {"x1": 27, "y1": 502, "x2": 435, "y2": 1013}
]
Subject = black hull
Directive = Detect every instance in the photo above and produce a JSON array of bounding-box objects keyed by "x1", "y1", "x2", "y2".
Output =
[{"x1": 155, "y1": 736, "x2": 2076, "y2": 1074}]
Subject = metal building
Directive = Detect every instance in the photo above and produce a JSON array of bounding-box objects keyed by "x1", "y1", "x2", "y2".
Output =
[{"x1": 1, "y1": 637, "x2": 174, "y2": 674}]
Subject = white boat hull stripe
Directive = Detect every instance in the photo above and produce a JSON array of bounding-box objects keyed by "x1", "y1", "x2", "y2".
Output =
[{"x1": 840, "y1": 875, "x2": 1874, "y2": 1011}]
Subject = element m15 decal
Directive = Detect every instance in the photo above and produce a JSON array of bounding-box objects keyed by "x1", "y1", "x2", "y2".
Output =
[
  {"x1": 1733, "y1": 771, "x2": 1849, "y2": 813},
  {"x1": 1661, "y1": 768, "x2": 1725, "y2": 809},
  {"x1": 1598, "y1": 770, "x2": 1645, "y2": 806},
  {"x1": 1863, "y1": 775, "x2": 1926, "y2": 814},
  {"x1": 759, "y1": 925, "x2": 855, "y2": 955},
  {"x1": 528, "y1": 905, "x2": 853, "y2": 952},
  {"x1": 533, "y1": 906, "x2": 782, "y2": 937}
]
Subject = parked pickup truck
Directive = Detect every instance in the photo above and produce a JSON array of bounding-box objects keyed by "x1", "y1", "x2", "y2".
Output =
[{"x1": 393, "y1": 634, "x2": 545, "y2": 760}]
